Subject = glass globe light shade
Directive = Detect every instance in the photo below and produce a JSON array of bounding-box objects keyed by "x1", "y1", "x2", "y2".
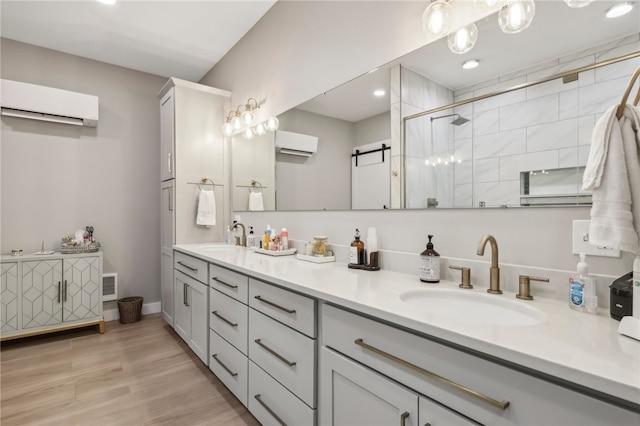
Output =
[
  {"x1": 254, "y1": 122, "x2": 267, "y2": 136},
  {"x1": 564, "y1": 0, "x2": 593, "y2": 8},
  {"x1": 265, "y1": 116, "x2": 279, "y2": 132},
  {"x1": 474, "y1": 0, "x2": 505, "y2": 13},
  {"x1": 498, "y1": 0, "x2": 535, "y2": 34},
  {"x1": 447, "y1": 23, "x2": 478, "y2": 54},
  {"x1": 231, "y1": 115, "x2": 243, "y2": 131},
  {"x1": 243, "y1": 127, "x2": 255, "y2": 140},
  {"x1": 421, "y1": 0, "x2": 453, "y2": 38},
  {"x1": 222, "y1": 122, "x2": 234, "y2": 137},
  {"x1": 242, "y1": 110, "x2": 254, "y2": 126}
]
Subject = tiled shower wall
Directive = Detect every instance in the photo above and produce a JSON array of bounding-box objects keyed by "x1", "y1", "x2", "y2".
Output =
[{"x1": 402, "y1": 34, "x2": 640, "y2": 208}]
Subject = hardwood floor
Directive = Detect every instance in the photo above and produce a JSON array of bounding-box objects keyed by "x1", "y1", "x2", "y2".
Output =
[{"x1": 0, "y1": 314, "x2": 260, "y2": 426}]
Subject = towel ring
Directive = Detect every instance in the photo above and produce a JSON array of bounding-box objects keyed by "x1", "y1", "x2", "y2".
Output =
[
  {"x1": 198, "y1": 177, "x2": 215, "y2": 191},
  {"x1": 616, "y1": 66, "x2": 640, "y2": 119},
  {"x1": 249, "y1": 180, "x2": 263, "y2": 193}
]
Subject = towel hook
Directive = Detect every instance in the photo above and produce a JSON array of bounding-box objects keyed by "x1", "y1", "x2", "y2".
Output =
[
  {"x1": 198, "y1": 177, "x2": 215, "y2": 191},
  {"x1": 616, "y1": 66, "x2": 640, "y2": 119},
  {"x1": 249, "y1": 179, "x2": 263, "y2": 193}
]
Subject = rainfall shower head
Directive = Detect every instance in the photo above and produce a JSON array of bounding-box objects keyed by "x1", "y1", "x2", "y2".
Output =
[{"x1": 430, "y1": 113, "x2": 470, "y2": 126}]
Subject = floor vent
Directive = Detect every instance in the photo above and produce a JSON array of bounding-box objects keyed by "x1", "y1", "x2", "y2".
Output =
[{"x1": 103, "y1": 273, "x2": 118, "y2": 301}]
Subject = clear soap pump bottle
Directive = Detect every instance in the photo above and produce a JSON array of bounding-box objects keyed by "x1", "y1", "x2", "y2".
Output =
[{"x1": 419, "y1": 235, "x2": 440, "y2": 283}]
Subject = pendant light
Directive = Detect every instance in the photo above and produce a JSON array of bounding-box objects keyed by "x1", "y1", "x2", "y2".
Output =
[
  {"x1": 422, "y1": 0, "x2": 453, "y2": 38},
  {"x1": 447, "y1": 23, "x2": 478, "y2": 54},
  {"x1": 498, "y1": 0, "x2": 536, "y2": 34},
  {"x1": 265, "y1": 116, "x2": 279, "y2": 132}
]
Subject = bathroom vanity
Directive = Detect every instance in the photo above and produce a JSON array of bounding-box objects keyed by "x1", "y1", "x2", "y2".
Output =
[
  {"x1": 171, "y1": 244, "x2": 639, "y2": 425},
  {"x1": 0, "y1": 252, "x2": 104, "y2": 341}
]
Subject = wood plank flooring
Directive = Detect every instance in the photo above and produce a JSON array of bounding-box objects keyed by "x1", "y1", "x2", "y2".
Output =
[{"x1": 1, "y1": 314, "x2": 260, "y2": 426}]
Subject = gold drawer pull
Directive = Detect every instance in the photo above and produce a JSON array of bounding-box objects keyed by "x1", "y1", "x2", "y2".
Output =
[
  {"x1": 400, "y1": 411, "x2": 409, "y2": 426},
  {"x1": 254, "y1": 295, "x2": 296, "y2": 314},
  {"x1": 354, "y1": 338, "x2": 510, "y2": 410},
  {"x1": 177, "y1": 261, "x2": 198, "y2": 272},
  {"x1": 211, "y1": 354, "x2": 238, "y2": 377},
  {"x1": 254, "y1": 339, "x2": 296, "y2": 367},
  {"x1": 254, "y1": 394, "x2": 287, "y2": 426},
  {"x1": 212, "y1": 276, "x2": 238, "y2": 289},
  {"x1": 212, "y1": 311, "x2": 238, "y2": 327}
]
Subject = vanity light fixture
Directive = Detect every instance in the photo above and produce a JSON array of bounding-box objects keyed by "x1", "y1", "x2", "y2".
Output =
[
  {"x1": 606, "y1": 2, "x2": 633, "y2": 18},
  {"x1": 221, "y1": 98, "x2": 279, "y2": 139},
  {"x1": 474, "y1": 0, "x2": 505, "y2": 12},
  {"x1": 374, "y1": 89, "x2": 386, "y2": 97},
  {"x1": 448, "y1": 23, "x2": 478, "y2": 54},
  {"x1": 462, "y1": 59, "x2": 480, "y2": 69},
  {"x1": 563, "y1": 0, "x2": 594, "y2": 8},
  {"x1": 498, "y1": 0, "x2": 536, "y2": 34},
  {"x1": 422, "y1": 0, "x2": 453, "y2": 38}
]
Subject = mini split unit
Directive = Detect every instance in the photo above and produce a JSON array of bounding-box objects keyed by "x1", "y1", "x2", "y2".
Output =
[
  {"x1": 275, "y1": 130, "x2": 318, "y2": 157},
  {"x1": 0, "y1": 79, "x2": 99, "y2": 127}
]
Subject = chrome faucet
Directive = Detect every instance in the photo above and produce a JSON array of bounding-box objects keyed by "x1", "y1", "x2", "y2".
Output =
[
  {"x1": 232, "y1": 222, "x2": 247, "y2": 247},
  {"x1": 477, "y1": 235, "x2": 502, "y2": 294}
]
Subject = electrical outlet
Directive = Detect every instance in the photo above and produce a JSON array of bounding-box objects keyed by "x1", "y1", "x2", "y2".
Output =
[{"x1": 572, "y1": 220, "x2": 621, "y2": 257}]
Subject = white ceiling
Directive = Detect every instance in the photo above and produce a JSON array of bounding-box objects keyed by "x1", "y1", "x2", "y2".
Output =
[
  {"x1": 0, "y1": 0, "x2": 277, "y2": 81},
  {"x1": 298, "y1": 0, "x2": 640, "y2": 122}
]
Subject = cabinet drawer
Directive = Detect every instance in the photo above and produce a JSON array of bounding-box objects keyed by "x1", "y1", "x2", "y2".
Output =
[
  {"x1": 322, "y1": 304, "x2": 639, "y2": 426},
  {"x1": 209, "y1": 264, "x2": 248, "y2": 303},
  {"x1": 248, "y1": 360, "x2": 315, "y2": 426},
  {"x1": 248, "y1": 309, "x2": 316, "y2": 408},
  {"x1": 174, "y1": 251, "x2": 208, "y2": 284},
  {"x1": 209, "y1": 329, "x2": 248, "y2": 407},
  {"x1": 209, "y1": 288, "x2": 248, "y2": 355},
  {"x1": 249, "y1": 278, "x2": 316, "y2": 338}
]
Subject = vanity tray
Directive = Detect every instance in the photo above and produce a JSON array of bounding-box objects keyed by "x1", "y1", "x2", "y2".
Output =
[
  {"x1": 254, "y1": 248, "x2": 297, "y2": 257},
  {"x1": 296, "y1": 254, "x2": 336, "y2": 263},
  {"x1": 60, "y1": 242, "x2": 101, "y2": 254}
]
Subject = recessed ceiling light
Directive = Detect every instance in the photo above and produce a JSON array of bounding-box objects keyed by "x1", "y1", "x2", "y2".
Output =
[
  {"x1": 97, "y1": 0, "x2": 116, "y2": 5},
  {"x1": 462, "y1": 59, "x2": 479, "y2": 70},
  {"x1": 374, "y1": 89, "x2": 385, "y2": 97},
  {"x1": 606, "y1": 2, "x2": 633, "y2": 18}
]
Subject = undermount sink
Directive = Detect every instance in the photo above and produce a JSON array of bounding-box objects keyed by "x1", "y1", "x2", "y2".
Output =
[
  {"x1": 399, "y1": 288, "x2": 546, "y2": 326},
  {"x1": 198, "y1": 244, "x2": 236, "y2": 251}
]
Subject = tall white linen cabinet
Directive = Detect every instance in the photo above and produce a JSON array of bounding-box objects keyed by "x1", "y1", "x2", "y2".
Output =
[{"x1": 158, "y1": 78, "x2": 231, "y2": 327}]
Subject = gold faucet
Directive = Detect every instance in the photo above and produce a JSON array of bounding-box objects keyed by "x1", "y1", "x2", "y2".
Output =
[
  {"x1": 232, "y1": 222, "x2": 247, "y2": 247},
  {"x1": 477, "y1": 235, "x2": 502, "y2": 294}
]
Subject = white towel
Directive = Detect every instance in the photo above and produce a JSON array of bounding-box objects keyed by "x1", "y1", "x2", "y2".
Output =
[
  {"x1": 248, "y1": 191, "x2": 264, "y2": 211},
  {"x1": 582, "y1": 104, "x2": 640, "y2": 254},
  {"x1": 196, "y1": 189, "x2": 216, "y2": 226}
]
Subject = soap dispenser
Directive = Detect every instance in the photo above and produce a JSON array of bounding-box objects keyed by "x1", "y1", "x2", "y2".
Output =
[
  {"x1": 570, "y1": 253, "x2": 597, "y2": 313},
  {"x1": 419, "y1": 235, "x2": 440, "y2": 283},
  {"x1": 349, "y1": 229, "x2": 365, "y2": 266}
]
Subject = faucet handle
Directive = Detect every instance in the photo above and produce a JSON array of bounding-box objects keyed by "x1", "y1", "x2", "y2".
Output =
[
  {"x1": 516, "y1": 275, "x2": 549, "y2": 300},
  {"x1": 449, "y1": 265, "x2": 472, "y2": 289}
]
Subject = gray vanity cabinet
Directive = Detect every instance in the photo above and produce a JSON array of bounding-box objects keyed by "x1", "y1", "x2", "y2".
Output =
[{"x1": 1, "y1": 262, "x2": 19, "y2": 333}]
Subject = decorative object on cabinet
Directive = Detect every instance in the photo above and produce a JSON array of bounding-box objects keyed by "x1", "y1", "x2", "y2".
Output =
[{"x1": 221, "y1": 97, "x2": 279, "y2": 139}]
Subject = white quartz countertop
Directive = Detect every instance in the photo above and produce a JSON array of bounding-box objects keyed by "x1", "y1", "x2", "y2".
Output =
[{"x1": 175, "y1": 243, "x2": 640, "y2": 408}]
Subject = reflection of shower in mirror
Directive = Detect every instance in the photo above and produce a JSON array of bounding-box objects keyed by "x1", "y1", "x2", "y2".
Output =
[{"x1": 430, "y1": 113, "x2": 470, "y2": 126}]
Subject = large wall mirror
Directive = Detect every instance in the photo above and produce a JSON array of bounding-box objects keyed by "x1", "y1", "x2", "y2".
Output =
[{"x1": 232, "y1": 1, "x2": 640, "y2": 212}]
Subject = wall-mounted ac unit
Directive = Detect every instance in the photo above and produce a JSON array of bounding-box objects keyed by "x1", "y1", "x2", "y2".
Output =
[
  {"x1": 103, "y1": 273, "x2": 118, "y2": 302},
  {"x1": 0, "y1": 79, "x2": 99, "y2": 127},
  {"x1": 275, "y1": 130, "x2": 318, "y2": 157}
]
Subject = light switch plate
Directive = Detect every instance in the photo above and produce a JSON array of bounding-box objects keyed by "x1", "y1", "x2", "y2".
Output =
[{"x1": 572, "y1": 220, "x2": 621, "y2": 257}]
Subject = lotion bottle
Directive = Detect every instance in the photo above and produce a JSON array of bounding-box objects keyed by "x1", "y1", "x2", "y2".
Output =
[
  {"x1": 570, "y1": 253, "x2": 597, "y2": 313},
  {"x1": 419, "y1": 235, "x2": 440, "y2": 283}
]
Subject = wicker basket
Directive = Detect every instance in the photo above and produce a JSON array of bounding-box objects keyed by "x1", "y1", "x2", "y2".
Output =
[{"x1": 117, "y1": 296, "x2": 143, "y2": 324}]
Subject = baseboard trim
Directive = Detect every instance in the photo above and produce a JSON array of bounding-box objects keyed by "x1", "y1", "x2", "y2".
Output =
[{"x1": 103, "y1": 301, "x2": 162, "y2": 322}]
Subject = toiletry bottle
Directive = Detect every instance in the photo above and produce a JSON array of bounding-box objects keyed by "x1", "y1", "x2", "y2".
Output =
[
  {"x1": 263, "y1": 225, "x2": 272, "y2": 250},
  {"x1": 350, "y1": 229, "x2": 365, "y2": 265},
  {"x1": 246, "y1": 226, "x2": 256, "y2": 248},
  {"x1": 225, "y1": 226, "x2": 232, "y2": 245},
  {"x1": 570, "y1": 253, "x2": 597, "y2": 312},
  {"x1": 281, "y1": 228, "x2": 289, "y2": 250},
  {"x1": 366, "y1": 227, "x2": 378, "y2": 267},
  {"x1": 419, "y1": 235, "x2": 440, "y2": 283}
]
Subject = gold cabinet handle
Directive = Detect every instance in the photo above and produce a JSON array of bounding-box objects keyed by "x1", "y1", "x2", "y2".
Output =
[
  {"x1": 254, "y1": 295, "x2": 296, "y2": 314},
  {"x1": 58, "y1": 281, "x2": 61, "y2": 303},
  {"x1": 211, "y1": 354, "x2": 238, "y2": 377},
  {"x1": 254, "y1": 394, "x2": 287, "y2": 426},
  {"x1": 177, "y1": 261, "x2": 198, "y2": 272},
  {"x1": 254, "y1": 339, "x2": 296, "y2": 367},
  {"x1": 211, "y1": 276, "x2": 238, "y2": 289},
  {"x1": 212, "y1": 311, "x2": 238, "y2": 327},
  {"x1": 183, "y1": 283, "x2": 189, "y2": 307},
  {"x1": 354, "y1": 338, "x2": 509, "y2": 410},
  {"x1": 400, "y1": 411, "x2": 410, "y2": 426}
]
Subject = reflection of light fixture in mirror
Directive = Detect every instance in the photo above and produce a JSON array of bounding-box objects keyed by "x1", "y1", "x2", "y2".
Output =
[
  {"x1": 474, "y1": 0, "x2": 505, "y2": 12},
  {"x1": 422, "y1": 0, "x2": 453, "y2": 38},
  {"x1": 241, "y1": 98, "x2": 259, "y2": 126},
  {"x1": 243, "y1": 127, "x2": 255, "y2": 141},
  {"x1": 374, "y1": 89, "x2": 385, "y2": 97},
  {"x1": 498, "y1": 0, "x2": 536, "y2": 34},
  {"x1": 564, "y1": 0, "x2": 593, "y2": 8},
  {"x1": 606, "y1": 2, "x2": 633, "y2": 18},
  {"x1": 447, "y1": 23, "x2": 478, "y2": 54},
  {"x1": 265, "y1": 116, "x2": 279, "y2": 132},
  {"x1": 254, "y1": 122, "x2": 267, "y2": 136},
  {"x1": 462, "y1": 59, "x2": 479, "y2": 69},
  {"x1": 222, "y1": 98, "x2": 279, "y2": 139}
]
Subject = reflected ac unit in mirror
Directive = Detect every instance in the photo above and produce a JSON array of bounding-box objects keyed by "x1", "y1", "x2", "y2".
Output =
[{"x1": 275, "y1": 130, "x2": 318, "y2": 157}]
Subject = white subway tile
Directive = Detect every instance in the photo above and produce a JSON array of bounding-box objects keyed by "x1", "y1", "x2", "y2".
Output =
[
  {"x1": 474, "y1": 158, "x2": 500, "y2": 183},
  {"x1": 500, "y1": 94, "x2": 559, "y2": 131}
]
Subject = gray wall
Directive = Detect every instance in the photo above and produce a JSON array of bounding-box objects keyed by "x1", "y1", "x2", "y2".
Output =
[{"x1": 1, "y1": 39, "x2": 167, "y2": 306}]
